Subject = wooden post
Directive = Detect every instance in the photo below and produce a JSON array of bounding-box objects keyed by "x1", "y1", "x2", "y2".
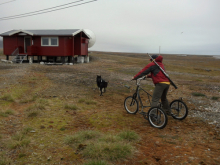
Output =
[
  {"x1": 69, "y1": 56, "x2": 74, "y2": 63},
  {"x1": 37, "y1": 56, "x2": 40, "y2": 63},
  {"x1": 61, "y1": 57, "x2": 65, "y2": 63}
]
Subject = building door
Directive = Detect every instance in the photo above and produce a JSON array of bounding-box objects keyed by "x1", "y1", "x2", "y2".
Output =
[{"x1": 24, "y1": 37, "x2": 31, "y2": 53}]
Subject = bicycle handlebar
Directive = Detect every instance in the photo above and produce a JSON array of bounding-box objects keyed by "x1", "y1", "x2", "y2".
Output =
[
  {"x1": 131, "y1": 76, "x2": 146, "y2": 81},
  {"x1": 137, "y1": 76, "x2": 146, "y2": 80},
  {"x1": 131, "y1": 76, "x2": 146, "y2": 85}
]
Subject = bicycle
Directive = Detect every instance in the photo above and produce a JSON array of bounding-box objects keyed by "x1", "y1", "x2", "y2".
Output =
[{"x1": 124, "y1": 76, "x2": 188, "y2": 129}]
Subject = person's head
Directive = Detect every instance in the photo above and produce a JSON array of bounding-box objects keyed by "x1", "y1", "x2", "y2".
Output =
[{"x1": 150, "y1": 54, "x2": 158, "y2": 61}]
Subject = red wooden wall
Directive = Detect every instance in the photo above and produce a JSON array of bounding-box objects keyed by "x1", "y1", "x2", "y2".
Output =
[
  {"x1": 3, "y1": 36, "x2": 25, "y2": 55},
  {"x1": 2, "y1": 32, "x2": 89, "y2": 56}
]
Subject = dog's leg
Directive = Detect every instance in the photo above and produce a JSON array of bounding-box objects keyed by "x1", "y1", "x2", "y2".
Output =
[{"x1": 100, "y1": 87, "x2": 103, "y2": 96}]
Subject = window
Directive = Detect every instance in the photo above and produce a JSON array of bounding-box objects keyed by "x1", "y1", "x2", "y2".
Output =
[
  {"x1": 51, "y1": 37, "x2": 58, "y2": 46},
  {"x1": 41, "y1": 37, "x2": 58, "y2": 46},
  {"x1": 42, "y1": 38, "x2": 49, "y2": 46}
]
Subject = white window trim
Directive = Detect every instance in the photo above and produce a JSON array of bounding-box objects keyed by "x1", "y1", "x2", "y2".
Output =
[{"x1": 41, "y1": 37, "x2": 59, "y2": 47}]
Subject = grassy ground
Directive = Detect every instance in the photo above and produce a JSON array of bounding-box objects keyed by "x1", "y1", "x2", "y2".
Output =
[{"x1": 0, "y1": 50, "x2": 220, "y2": 164}]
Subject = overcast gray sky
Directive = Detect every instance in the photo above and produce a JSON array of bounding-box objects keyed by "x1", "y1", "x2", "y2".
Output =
[{"x1": 0, "y1": 0, "x2": 220, "y2": 55}]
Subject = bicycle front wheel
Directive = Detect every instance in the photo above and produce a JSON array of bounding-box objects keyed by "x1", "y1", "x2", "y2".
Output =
[
  {"x1": 148, "y1": 107, "x2": 168, "y2": 129},
  {"x1": 124, "y1": 96, "x2": 139, "y2": 114},
  {"x1": 170, "y1": 100, "x2": 188, "y2": 120}
]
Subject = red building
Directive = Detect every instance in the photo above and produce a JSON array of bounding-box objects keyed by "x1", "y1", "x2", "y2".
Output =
[{"x1": 0, "y1": 29, "x2": 91, "y2": 63}]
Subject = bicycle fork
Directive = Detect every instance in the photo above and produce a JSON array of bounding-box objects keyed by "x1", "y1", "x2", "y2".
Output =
[{"x1": 130, "y1": 93, "x2": 137, "y2": 106}]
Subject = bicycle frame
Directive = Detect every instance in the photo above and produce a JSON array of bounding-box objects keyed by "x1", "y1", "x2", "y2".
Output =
[
  {"x1": 124, "y1": 76, "x2": 171, "y2": 128},
  {"x1": 132, "y1": 77, "x2": 152, "y2": 113}
]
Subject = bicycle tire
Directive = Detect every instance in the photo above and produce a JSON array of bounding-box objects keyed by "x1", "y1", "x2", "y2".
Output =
[
  {"x1": 124, "y1": 96, "x2": 139, "y2": 114},
  {"x1": 170, "y1": 99, "x2": 188, "y2": 120},
  {"x1": 147, "y1": 107, "x2": 168, "y2": 129}
]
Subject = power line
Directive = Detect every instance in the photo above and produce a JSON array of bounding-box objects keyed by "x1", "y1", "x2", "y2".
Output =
[
  {"x1": 0, "y1": 0, "x2": 94, "y2": 20},
  {"x1": 0, "y1": 0, "x2": 83, "y2": 19},
  {"x1": 0, "y1": 0, "x2": 15, "y2": 6},
  {"x1": 0, "y1": 0, "x2": 97, "y2": 21}
]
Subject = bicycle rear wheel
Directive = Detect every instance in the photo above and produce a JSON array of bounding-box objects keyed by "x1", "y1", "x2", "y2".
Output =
[
  {"x1": 170, "y1": 100, "x2": 188, "y2": 120},
  {"x1": 124, "y1": 96, "x2": 139, "y2": 114},
  {"x1": 148, "y1": 107, "x2": 167, "y2": 129}
]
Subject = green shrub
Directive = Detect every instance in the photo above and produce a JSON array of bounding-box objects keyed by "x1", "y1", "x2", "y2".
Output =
[
  {"x1": 7, "y1": 129, "x2": 31, "y2": 149},
  {"x1": 60, "y1": 127, "x2": 66, "y2": 131},
  {"x1": 99, "y1": 135, "x2": 121, "y2": 143},
  {"x1": 7, "y1": 139, "x2": 30, "y2": 149},
  {"x1": 211, "y1": 96, "x2": 219, "y2": 100},
  {"x1": 83, "y1": 160, "x2": 110, "y2": 165},
  {"x1": 18, "y1": 153, "x2": 26, "y2": 158},
  {"x1": 12, "y1": 132, "x2": 25, "y2": 141},
  {"x1": 0, "y1": 112, "x2": 8, "y2": 117},
  {"x1": 78, "y1": 98, "x2": 86, "y2": 103},
  {"x1": 27, "y1": 111, "x2": 38, "y2": 117},
  {"x1": 64, "y1": 104, "x2": 78, "y2": 110},
  {"x1": 0, "y1": 94, "x2": 14, "y2": 102},
  {"x1": 25, "y1": 101, "x2": 47, "y2": 117},
  {"x1": 64, "y1": 135, "x2": 82, "y2": 145},
  {"x1": 0, "y1": 109, "x2": 14, "y2": 117},
  {"x1": 64, "y1": 130, "x2": 139, "y2": 161},
  {"x1": 19, "y1": 95, "x2": 37, "y2": 103},
  {"x1": 22, "y1": 127, "x2": 33, "y2": 134},
  {"x1": 191, "y1": 92, "x2": 206, "y2": 97},
  {"x1": 78, "y1": 99, "x2": 97, "y2": 105},
  {"x1": 82, "y1": 142, "x2": 133, "y2": 161},
  {"x1": 85, "y1": 100, "x2": 97, "y2": 105},
  {"x1": 64, "y1": 130, "x2": 101, "y2": 145},
  {"x1": 26, "y1": 103, "x2": 46, "y2": 112},
  {"x1": 4, "y1": 109, "x2": 14, "y2": 115},
  {"x1": 117, "y1": 130, "x2": 140, "y2": 142},
  {"x1": 37, "y1": 98, "x2": 49, "y2": 106},
  {"x1": 0, "y1": 154, "x2": 11, "y2": 165},
  {"x1": 79, "y1": 130, "x2": 101, "y2": 140}
]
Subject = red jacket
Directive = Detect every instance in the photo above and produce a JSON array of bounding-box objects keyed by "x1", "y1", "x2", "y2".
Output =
[{"x1": 133, "y1": 55, "x2": 170, "y2": 84}]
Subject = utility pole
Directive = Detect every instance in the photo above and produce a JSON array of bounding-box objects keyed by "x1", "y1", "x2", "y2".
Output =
[{"x1": 159, "y1": 46, "x2": 161, "y2": 55}]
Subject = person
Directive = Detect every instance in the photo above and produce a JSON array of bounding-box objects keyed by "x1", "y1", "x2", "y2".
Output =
[{"x1": 132, "y1": 54, "x2": 171, "y2": 115}]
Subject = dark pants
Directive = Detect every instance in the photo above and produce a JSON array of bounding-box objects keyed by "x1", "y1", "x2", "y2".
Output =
[{"x1": 151, "y1": 83, "x2": 170, "y2": 111}]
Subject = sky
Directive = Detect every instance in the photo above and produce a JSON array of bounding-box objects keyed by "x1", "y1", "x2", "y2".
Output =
[{"x1": 0, "y1": 0, "x2": 220, "y2": 55}]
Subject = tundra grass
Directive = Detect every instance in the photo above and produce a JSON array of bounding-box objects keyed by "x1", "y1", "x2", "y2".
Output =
[
  {"x1": 6, "y1": 128, "x2": 32, "y2": 149},
  {"x1": 0, "y1": 73, "x2": 78, "y2": 164},
  {"x1": 192, "y1": 92, "x2": 206, "y2": 97},
  {"x1": 1, "y1": 52, "x2": 219, "y2": 164},
  {"x1": 0, "y1": 94, "x2": 14, "y2": 102},
  {"x1": 18, "y1": 99, "x2": 79, "y2": 164},
  {"x1": 0, "y1": 154, "x2": 11, "y2": 165},
  {"x1": 211, "y1": 96, "x2": 219, "y2": 100},
  {"x1": 83, "y1": 160, "x2": 110, "y2": 165},
  {"x1": 64, "y1": 130, "x2": 139, "y2": 161},
  {"x1": 0, "y1": 109, "x2": 14, "y2": 117},
  {"x1": 64, "y1": 104, "x2": 78, "y2": 110}
]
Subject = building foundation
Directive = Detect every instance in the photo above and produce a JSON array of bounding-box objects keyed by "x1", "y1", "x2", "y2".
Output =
[
  {"x1": 84, "y1": 55, "x2": 89, "y2": 63},
  {"x1": 77, "y1": 55, "x2": 84, "y2": 63}
]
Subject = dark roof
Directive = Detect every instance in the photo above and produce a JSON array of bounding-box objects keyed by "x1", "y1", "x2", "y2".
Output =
[{"x1": 0, "y1": 29, "x2": 91, "y2": 38}]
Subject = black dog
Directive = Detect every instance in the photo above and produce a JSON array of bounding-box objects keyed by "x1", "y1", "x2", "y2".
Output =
[{"x1": 96, "y1": 75, "x2": 108, "y2": 96}]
